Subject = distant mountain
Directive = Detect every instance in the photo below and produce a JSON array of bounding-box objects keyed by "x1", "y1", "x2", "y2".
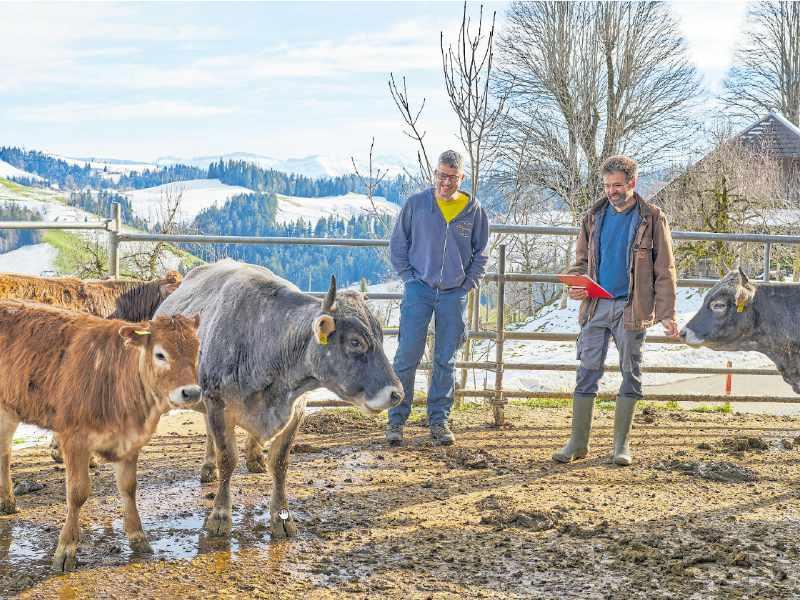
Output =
[{"x1": 154, "y1": 152, "x2": 413, "y2": 179}]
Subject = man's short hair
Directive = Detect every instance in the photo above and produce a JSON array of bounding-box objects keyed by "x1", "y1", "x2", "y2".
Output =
[
  {"x1": 601, "y1": 155, "x2": 638, "y2": 182},
  {"x1": 438, "y1": 149, "x2": 464, "y2": 172}
]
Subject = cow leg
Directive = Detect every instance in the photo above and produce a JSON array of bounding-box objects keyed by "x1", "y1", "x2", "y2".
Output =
[
  {"x1": 268, "y1": 402, "x2": 304, "y2": 539},
  {"x1": 204, "y1": 392, "x2": 237, "y2": 537},
  {"x1": 52, "y1": 443, "x2": 91, "y2": 572},
  {"x1": 114, "y1": 454, "x2": 152, "y2": 554},
  {"x1": 245, "y1": 434, "x2": 267, "y2": 474},
  {"x1": 0, "y1": 409, "x2": 19, "y2": 515},
  {"x1": 199, "y1": 413, "x2": 218, "y2": 484}
]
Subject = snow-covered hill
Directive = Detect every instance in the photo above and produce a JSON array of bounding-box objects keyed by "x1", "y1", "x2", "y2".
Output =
[
  {"x1": 275, "y1": 192, "x2": 399, "y2": 225},
  {"x1": 124, "y1": 179, "x2": 252, "y2": 223},
  {"x1": 0, "y1": 160, "x2": 41, "y2": 181},
  {"x1": 124, "y1": 179, "x2": 399, "y2": 225}
]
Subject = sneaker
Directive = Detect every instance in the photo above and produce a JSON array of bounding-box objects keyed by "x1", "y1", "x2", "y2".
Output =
[
  {"x1": 430, "y1": 423, "x2": 455, "y2": 446},
  {"x1": 385, "y1": 423, "x2": 404, "y2": 446}
]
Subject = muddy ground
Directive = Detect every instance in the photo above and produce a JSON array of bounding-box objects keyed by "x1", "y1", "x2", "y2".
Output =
[{"x1": 1, "y1": 404, "x2": 800, "y2": 599}]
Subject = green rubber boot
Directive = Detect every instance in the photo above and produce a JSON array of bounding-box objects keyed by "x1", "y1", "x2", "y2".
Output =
[
  {"x1": 612, "y1": 395, "x2": 638, "y2": 466},
  {"x1": 552, "y1": 394, "x2": 595, "y2": 463}
]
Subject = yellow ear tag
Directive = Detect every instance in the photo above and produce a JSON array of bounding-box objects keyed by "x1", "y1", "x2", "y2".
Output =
[
  {"x1": 318, "y1": 332, "x2": 328, "y2": 345},
  {"x1": 134, "y1": 330, "x2": 151, "y2": 336},
  {"x1": 736, "y1": 303, "x2": 745, "y2": 313}
]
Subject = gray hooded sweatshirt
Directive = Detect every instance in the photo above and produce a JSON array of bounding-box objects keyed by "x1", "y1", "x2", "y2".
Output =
[{"x1": 389, "y1": 187, "x2": 489, "y2": 291}]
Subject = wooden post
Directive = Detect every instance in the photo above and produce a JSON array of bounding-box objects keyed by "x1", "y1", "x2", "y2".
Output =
[
  {"x1": 493, "y1": 245, "x2": 506, "y2": 426},
  {"x1": 108, "y1": 202, "x2": 121, "y2": 279}
]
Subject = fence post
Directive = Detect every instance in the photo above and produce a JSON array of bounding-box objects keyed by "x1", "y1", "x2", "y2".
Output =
[
  {"x1": 763, "y1": 242, "x2": 771, "y2": 282},
  {"x1": 108, "y1": 202, "x2": 121, "y2": 279},
  {"x1": 493, "y1": 245, "x2": 506, "y2": 426}
]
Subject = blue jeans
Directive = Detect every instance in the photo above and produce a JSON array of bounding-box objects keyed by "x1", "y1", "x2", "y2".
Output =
[{"x1": 389, "y1": 280, "x2": 468, "y2": 426}]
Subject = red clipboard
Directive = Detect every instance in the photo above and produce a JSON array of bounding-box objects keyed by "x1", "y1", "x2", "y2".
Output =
[{"x1": 556, "y1": 274, "x2": 614, "y2": 299}]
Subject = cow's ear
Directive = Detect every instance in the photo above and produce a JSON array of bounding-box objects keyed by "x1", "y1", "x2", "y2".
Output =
[
  {"x1": 119, "y1": 324, "x2": 151, "y2": 346},
  {"x1": 313, "y1": 314, "x2": 336, "y2": 345}
]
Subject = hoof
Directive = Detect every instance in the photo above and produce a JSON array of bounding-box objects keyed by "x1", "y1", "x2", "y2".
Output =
[
  {"x1": 204, "y1": 508, "x2": 232, "y2": 537},
  {"x1": 270, "y1": 510, "x2": 297, "y2": 539},
  {"x1": 52, "y1": 545, "x2": 77, "y2": 572},
  {"x1": 199, "y1": 464, "x2": 218, "y2": 484},
  {"x1": 129, "y1": 533, "x2": 153, "y2": 554},
  {"x1": 0, "y1": 497, "x2": 16, "y2": 515},
  {"x1": 245, "y1": 455, "x2": 267, "y2": 474}
]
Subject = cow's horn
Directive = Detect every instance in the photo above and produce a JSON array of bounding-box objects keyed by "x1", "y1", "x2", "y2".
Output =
[{"x1": 322, "y1": 275, "x2": 337, "y2": 312}]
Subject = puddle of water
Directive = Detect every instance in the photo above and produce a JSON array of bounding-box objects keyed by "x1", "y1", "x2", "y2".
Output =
[{"x1": 0, "y1": 520, "x2": 52, "y2": 566}]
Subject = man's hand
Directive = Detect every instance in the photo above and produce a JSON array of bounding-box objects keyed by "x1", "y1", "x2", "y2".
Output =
[
  {"x1": 568, "y1": 286, "x2": 588, "y2": 300},
  {"x1": 661, "y1": 318, "x2": 679, "y2": 338}
]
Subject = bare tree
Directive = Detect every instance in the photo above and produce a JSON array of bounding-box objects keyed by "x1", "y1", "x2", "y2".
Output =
[
  {"x1": 351, "y1": 137, "x2": 391, "y2": 234},
  {"x1": 655, "y1": 121, "x2": 788, "y2": 277},
  {"x1": 495, "y1": 1, "x2": 702, "y2": 222},
  {"x1": 441, "y1": 2, "x2": 506, "y2": 203},
  {"x1": 123, "y1": 185, "x2": 184, "y2": 280},
  {"x1": 388, "y1": 73, "x2": 434, "y2": 188},
  {"x1": 722, "y1": 1, "x2": 800, "y2": 125}
]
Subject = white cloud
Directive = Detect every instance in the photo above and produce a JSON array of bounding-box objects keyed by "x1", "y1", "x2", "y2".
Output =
[
  {"x1": 671, "y1": 1, "x2": 748, "y2": 92},
  {"x1": 10, "y1": 101, "x2": 235, "y2": 124}
]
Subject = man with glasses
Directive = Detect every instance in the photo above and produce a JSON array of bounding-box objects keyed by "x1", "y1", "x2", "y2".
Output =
[{"x1": 386, "y1": 150, "x2": 489, "y2": 445}]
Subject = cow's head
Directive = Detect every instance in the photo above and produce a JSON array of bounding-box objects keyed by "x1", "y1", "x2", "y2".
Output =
[
  {"x1": 159, "y1": 270, "x2": 183, "y2": 301},
  {"x1": 310, "y1": 276, "x2": 402, "y2": 414},
  {"x1": 121, "y1": 313, "x2": 202, "y2": 410},
  {"x1": 680, "y1": 268, "x2": 758, "y2": 350}
]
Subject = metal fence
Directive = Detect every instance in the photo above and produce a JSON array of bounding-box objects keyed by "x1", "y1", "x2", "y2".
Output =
[{"x1": 3, "y1": 202, "x2": 799, "y2": 424}]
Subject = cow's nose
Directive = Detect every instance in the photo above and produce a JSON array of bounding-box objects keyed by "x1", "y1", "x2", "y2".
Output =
[
  {"x1": 181, "y1": 385, "x2": 202, "y2": 402},
  {"x1": 390, "y1": 390, "x2": 403, "y2": 407}
]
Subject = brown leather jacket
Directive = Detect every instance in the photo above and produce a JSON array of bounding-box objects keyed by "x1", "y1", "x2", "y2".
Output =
[{"x1": 566, "y1": 193, "x2": 677, "y2": 331}]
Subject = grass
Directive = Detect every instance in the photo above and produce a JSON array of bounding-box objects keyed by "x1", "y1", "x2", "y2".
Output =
[
  {"x1": 690, "y1": 402, "x2": 733, "y2": 414},
  {"x1": 42, "y1": 229, "x2": 101, "y2": 275}
]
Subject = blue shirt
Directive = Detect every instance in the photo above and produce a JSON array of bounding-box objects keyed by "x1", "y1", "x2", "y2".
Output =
[{"x1": 597, "y1": 203, "x2": 640, "y2": 299}]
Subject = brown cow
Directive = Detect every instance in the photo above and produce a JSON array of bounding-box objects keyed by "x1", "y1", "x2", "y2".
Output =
[
  {"x1": 0, "y1": 301, "x2": 201, "y2": 572},
  {"x1": 0, "y1": 271, "x2": 183, "y2": 464},
  {"x1": 0, "y1": 270, "x2": 183, "y2": 322}
]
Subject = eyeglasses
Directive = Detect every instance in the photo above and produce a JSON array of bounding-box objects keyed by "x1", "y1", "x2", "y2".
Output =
[{"x1": 435, "y1": 171, "x2": 462, "y2": 184}]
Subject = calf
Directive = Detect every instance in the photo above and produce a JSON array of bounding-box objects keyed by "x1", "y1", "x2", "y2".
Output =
[
  {"x1": 680, "y1": 268, "x2": 800, "y2": 392},
  {"x1": 0, "y1": 271, "x2": 184, "y2": 464},
  {"x1": 0, "y1": 302, "x2": 200, "y2": 571},
  {"x1": 155, "y1": 259, "x2": 402, "y2": 538}
]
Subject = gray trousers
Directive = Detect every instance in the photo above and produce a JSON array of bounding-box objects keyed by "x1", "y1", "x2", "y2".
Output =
[{"x1": 575, "y1": 298, "x2": 645, "y2": 398}]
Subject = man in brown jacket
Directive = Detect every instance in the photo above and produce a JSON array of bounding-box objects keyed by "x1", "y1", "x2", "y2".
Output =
[{"x1": 553, "y1": 155, "x2": 678, "y2": 466}]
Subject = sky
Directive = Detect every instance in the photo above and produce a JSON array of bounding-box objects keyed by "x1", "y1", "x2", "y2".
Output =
[{"x1": 0, "y1": 1, "x2": 748, "y2": 164}]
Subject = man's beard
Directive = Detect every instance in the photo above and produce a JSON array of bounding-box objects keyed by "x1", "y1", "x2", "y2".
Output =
[{"x1": 609, "y1": 192, "x2": 630, "y2": 208}]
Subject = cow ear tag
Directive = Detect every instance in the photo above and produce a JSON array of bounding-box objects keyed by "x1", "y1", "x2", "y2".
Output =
[
  {"x1": 736, "y1": 303, "x2": 745, "y2": 313},
  {"x1": 318, "y1": 332, "x2": 328, "y2": 345}
]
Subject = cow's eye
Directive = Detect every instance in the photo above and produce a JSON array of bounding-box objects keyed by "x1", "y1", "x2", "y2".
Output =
[
  {"x1": 349, "y1": 337, "x2": 366, "y2": 352},
  {"x1": 710, "y1": 300, "x2": 728, "y2": 313},
  {"x1": 155, "y1": 351, "x2": 167, "y2": 362}
]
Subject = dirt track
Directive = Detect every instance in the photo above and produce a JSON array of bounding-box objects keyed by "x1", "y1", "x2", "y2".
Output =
[{"x1": 1, "y1": 404, "x2": 800, "y2": 599}]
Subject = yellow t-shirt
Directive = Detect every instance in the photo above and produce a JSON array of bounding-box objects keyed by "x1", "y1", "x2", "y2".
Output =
[{"x1": 436, "y1": 191, "x2": 469, "y2": 223}]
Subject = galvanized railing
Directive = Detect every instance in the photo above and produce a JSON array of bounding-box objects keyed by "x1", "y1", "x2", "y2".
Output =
[{"x1": 3, "y1": 203, "x2": 799, "y2": 424}]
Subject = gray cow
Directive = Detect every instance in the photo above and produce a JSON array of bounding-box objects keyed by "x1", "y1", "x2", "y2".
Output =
[
  {"x1": 155, "y1": 259, "x2": 402, "y2": 537},
  {"x1": 681, "y1": 268, "x2": 800, "y2": 393}
]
